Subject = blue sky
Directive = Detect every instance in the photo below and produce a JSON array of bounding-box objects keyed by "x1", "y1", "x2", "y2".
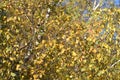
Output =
[
  {"x1": 114, "y1": 0, "x2": 120, "y2": 5},
  {"x1": 62, "y1": 0, "x2": 120, "y2": 7}
]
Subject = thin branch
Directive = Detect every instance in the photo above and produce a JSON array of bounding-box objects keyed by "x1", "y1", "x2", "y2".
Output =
[
  {"x1": 18, "y1": 41, "x2": 31, "y2": 51},
  {"x1": 110, "y1": 60, "x2": 120, "y2": 68},
  {"x1": 93, "y1": 0, "x2": 97, "y2": 9},
  {"x1": 93, "y1": 0, "x2": 104, "y2": 11},
  {"x1": 24, "y1": 14, "x2": 33, "y2": 24},
  {"x1": 93, "y1": 0, "x2": 100, "y2": 10}
]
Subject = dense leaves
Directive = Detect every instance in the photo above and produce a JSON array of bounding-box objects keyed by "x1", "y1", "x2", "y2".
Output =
[{"x1": 0, "y1": 0, "x2": 120, "y2": 80}]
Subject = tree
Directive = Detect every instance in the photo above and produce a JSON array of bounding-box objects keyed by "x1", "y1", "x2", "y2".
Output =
[{"x1": 0, "y1": 0, "x2": 120, "y2": 79}]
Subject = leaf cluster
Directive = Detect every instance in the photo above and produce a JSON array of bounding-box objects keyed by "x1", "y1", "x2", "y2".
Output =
[{"x1": 0, "y1": 0, "x2": 120, "y2": 80}]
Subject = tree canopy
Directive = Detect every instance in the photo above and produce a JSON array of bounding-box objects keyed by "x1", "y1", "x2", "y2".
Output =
[{"x1": 0, "y1": 0, "x2": 120, "y2": 80}]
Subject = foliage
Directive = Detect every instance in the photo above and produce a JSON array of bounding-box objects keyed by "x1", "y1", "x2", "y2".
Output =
[{"x1": 0, "y1": 0, "x2": 120, "y2": 80}]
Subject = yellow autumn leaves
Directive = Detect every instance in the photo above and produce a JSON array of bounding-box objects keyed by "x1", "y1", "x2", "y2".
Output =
[{"x1": 1, "y1": 0, "x2": 120, "y2": 79}]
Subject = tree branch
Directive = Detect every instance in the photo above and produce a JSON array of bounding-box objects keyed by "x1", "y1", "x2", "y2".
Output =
[
  {"x1": 93, "y1": 0, "x2": 103, "y2": 11},
  {"x1": 110, "y1": 60, "x2": 120, "y2": 68}
]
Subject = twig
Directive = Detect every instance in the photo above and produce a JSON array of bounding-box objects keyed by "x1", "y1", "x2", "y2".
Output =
[
  {"x1": 93, "y1": 0, "x2": 100, "y2": 10},
  {"x1": 93, "y1": 0, "x2": 97, "y2": 9},
  {"x1": 18, "y1": 41, "x2": 31, "y2": 51},
  {"x1": 110, "y1": 60, "x2": 120, "y2": 68},
  {"x1": 93, "y1": 0, "x2": 104, "y2": 11}
]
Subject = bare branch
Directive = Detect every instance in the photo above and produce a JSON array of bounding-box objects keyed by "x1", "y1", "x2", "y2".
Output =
[
  {"x1": 110, "y1": 60, "x2": 120, "y2": 68},
  {"x1": 93, "y1": 0, "x2": 97, "y2": 9},
  {"x1": 93, "y1": 0, "x2": 103, "y2": 11},
  {"x1": 18, "y1": 41, "x2": 31, "y2": 51}
]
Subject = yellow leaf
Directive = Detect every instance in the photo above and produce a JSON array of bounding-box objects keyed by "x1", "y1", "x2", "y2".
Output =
[
  {"x1": 0, "y1": 30, "x2": 2, "y2": 34},
  {"x1": 34, "y1": 60, "x2": 43, "y2": 64},
  {"x1": 16, "y1": 64, "x2": 21, "y2": 70},
  {"x1": 59, "y1": 44, "x2": 64, "y2": 49},
  {"x1": 42, "y1": 40, "x2": 46, "y2": 44},
  {"x1": 97, "y1": 70, "x2": 106, "y2": 76},
  {"x1": 10, "y1": 57, "x2": 14, "y2": 61},
  {"x1": 11, "y1": 72, "x2": 16, "y2": 77},
  {"x1": 72, "y1": 51, "x2": 77, "y2": 56},
  {"x1": 75, "y1": 39, "x2": 79, "y2": 44},
  {"x1": 102, "y1": 43, "x2": 109, "y2": 48},
  {"x1": 97, "y1": 54, "x2": 102, "y2": 62},
  {"x1": 33, "y1": 74, "x2": 38, "y2": 79},
  {"x1": 18, "y1": 17, "x2": 20, "y2": 21},
  {"x1": 16, "y1": 29, "x2": 19, "y2": 33},
  {"x1": 92, "y1": 49, "x2": 97, "y2": 53},
  {"x1": 60, "y1": 49, "x2": 65, "y2": 54},
  {"x1": 62, "y1": 35, "x2": 66, "y2": 39},
  {"x1": 87, "y1": 37, "x2": 92, "y2": 41},
  {"x1": 6, "y1": 35, "x2": 10, "y2": 40}
]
